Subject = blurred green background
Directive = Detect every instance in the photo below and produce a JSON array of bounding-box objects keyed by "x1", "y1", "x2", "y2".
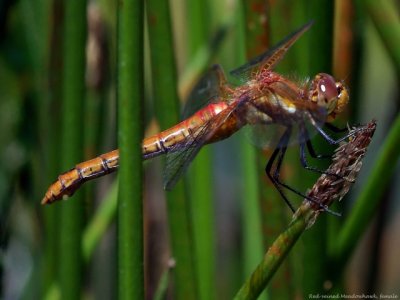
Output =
[{"x1": 0, "y1": 0, "x2": 399, "y2": 299}]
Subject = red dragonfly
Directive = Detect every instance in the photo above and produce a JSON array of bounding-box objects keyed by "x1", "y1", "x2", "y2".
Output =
[{"x1": 42, "y1": 22, "x2": 351, "y2": 210}]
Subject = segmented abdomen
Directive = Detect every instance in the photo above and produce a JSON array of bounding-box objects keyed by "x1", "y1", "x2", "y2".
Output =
[{"x1": 42, "y1": 102, "x2": 229, "y2": 204}]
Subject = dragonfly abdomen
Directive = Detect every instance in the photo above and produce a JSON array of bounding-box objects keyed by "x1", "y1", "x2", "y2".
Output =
[
  {"x1": 143, "y1": 102, "x2": 230, "y2": 157},
  {"x1": 42, "y1": 102, "x2": 230, "y2": 205},
  {"x1": 42, "y1": 150, "x2": 120, "y2": 204}
]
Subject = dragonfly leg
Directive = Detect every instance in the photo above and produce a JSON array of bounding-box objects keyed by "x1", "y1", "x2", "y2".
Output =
[
  {"x1": 324, "y1": 122, "x2": 348, "y2": 133},
  {"x1": 265, "y1": 128, "x2": 296, "y2": 212},
  {"x1": 302, "y1": 126, "x2": 331, "y2": 159},
  {"x1": 300, "y1": 142, "x2": 328, "y2": 174},
  {"x1": 301, "y1": 128, "x2": 354, "y2": 182},
  {"x1": 314, "y1": 123, "x2": 361, "y2": 145},
  {"x1": 300, "y1": 126, "x2": 334, "y2": 173},
  {"x1": 306, "y1": 140, "x2": 331, "y2": 159},
  {"x1": 265, "y1": 128, "x2": 338, "y2": 214},
  {"x1": 300, "y1": 142, "x2": 342, "y2": 179}
]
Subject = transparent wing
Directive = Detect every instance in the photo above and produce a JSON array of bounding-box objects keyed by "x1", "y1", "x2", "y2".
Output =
[
  {"x1": 182, "y1": 64, "x2": 229, "y2": 119},
  {"x1": 243, "y1": 79, "x2": 327, "y2": 149},
  {"x1": 243, "y1": 119, "x2": 323, "y2": 150},
  {"x1": 164, "y1": 99, "x2": 244, "y2": 190},
  {"x1": 230, "y1": 21, "x2": 313, "y2": 81}
]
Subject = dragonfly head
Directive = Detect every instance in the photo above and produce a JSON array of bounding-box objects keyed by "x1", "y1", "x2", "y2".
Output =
[{"x1": 310, "y1": 73, "x2": 349, "y2": 122}]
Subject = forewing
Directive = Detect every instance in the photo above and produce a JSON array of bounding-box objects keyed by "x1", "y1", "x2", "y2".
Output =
[
  {"x1": 164, "y1": 99, "x2": 243, "y2": 190},
  {"x1": 182, "y1": 64, "x2": 229, "y2": 119},
  {"x1": 230, "y1": 21, "x2": 313, "y2": 81}
]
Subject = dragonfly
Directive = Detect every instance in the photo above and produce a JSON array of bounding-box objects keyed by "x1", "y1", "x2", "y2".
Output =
[{"x1": 42, "y1": 21, "x2": 352, "y2": 211}]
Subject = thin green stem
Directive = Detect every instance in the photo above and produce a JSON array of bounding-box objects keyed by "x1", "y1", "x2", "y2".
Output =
[
  {"x1": 186, "y1": 1, "x2": 215, "y2": 299},
  {"x1": 117, "y1": 0, "x2": 144, "y2": 298},
  {"x1": 58, "y1": 0, "x2": 87, "y2": 298},
  {"x1": 267, "y1": 3, "x2": 310, "y2": 297},
  {"x1": 302, "y1": 1, "x2": 334, "y2": 295},
  {"x1": 153, "y1": 266, "x2": 172, "y2": 300},
  {"x1": 43, "y1": 180, "x2": 118, "y2": 300},
  {"x1": 146, "y1": 1, "x2": 197, "y2": 298},
  {"x1": 82, "y1": 181, "x2": 118, "y2": 261},
  {"x1": 234, "y1": 208, "x2": 311, "y2": 300},
  {"x1": 42, "y1": 0, "x2": 63, "y2": 294},
  {"x1": 237, "y1": 2, "x2": 269, "y2": 299},
  {"x1": 236, "y1": 0, "x2": 264, "y2": 280}
]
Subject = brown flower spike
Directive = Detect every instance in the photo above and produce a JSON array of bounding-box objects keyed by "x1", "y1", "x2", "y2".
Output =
[
  {"x1": 235, "y1": 121, "x2": 376, "y2": 300},
  {"x1": 295, "y1": 120, "x2": 377, "y2": 226}
]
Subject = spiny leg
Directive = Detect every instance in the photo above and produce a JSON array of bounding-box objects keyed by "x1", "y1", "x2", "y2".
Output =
[
  {"x1": 314, "y1": 122, "x2": 361, "y2": 145},
  {"x1": 300, "y1": 126, "x2": 335, "y2": 175},
  {"x1": 302, "y1": 126, "x2": 331, "y2": 159},
  {"x1": 272, "y1": 144, "x2": 335, "y2": 213},
  {"x1": 300, "y1": 127, "x2": 354, "y2": 182},
  {"x1": 300, "y1": 142, "x2": 343, "y2": 180},
  {"x1": 265, "y1": 134, "x2": 296, "y2": 212},
  {"x1": 300, "y1": 142, "x2": 329, "y2": 175},
  {"x1": 324, "y1": 122, "x2": 348, "y2": 133},
  {"x1": 306, "y1": 140, "x2": 331, "y2": 159},
  {"x1": 265, "y1": 127, "x2": 335, "y2": 214}
]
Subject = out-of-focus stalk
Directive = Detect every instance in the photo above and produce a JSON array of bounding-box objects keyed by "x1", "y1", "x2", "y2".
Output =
[
  {"x1": 116, "y1": 0, "x2": 144, "y2": 298},
  {"x1": 302, "y1": 1, "x2": 334, "y2": 295},
  {"x1": 185, "y1": 1, "x2": 216, "y2": 299},
  {"x1": 42, "y1": 0, "x2": 63, "y2": 294},
  {"x1": 146, "y1": 1, "x2": 197, "y2": 298},
  {"x1": 58, "y1": 0, "x2": 87, "y2": 298},
  {"x1": 237, "y1": 1, "x2": 267, "y2": 299},
  {"x1": 267, "y1": 2, "x2": 309, "y2": 297}
]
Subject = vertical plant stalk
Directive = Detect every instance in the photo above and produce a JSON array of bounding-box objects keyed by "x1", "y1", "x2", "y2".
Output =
[
  {"x1": 267, "y1": 2, "x2": 309, "y2": 298},
  {"x1": 238, "y1": 0, "x2": 267, "y2": 280},
  {"x1": 302, "y1": 1, "x2": 334, "y2": 295},
  {"x1": 117, "y1": 0, "x2": 144, "y2": 299},
  {"x1": 85, "y1": 4, "x2": 110, "y2": 206},
  {"x1": 44, "y1": 181, "x2": 118, "y2": 300},
  {"x1": 42, "y1": 0, "x2": 63, "y2": 294},
  {"x1": 185, "y1": 1, "x2": 215, "y2": 300},
  {"x1": 59, "y1": 0, "x2": 87, "y2": 298},
  {"x1": 146, "y1": 1, "x2": 197, "y2": 298},
  {"x1": 234, "y1": 121, "x2": 376, "y2": 300}
]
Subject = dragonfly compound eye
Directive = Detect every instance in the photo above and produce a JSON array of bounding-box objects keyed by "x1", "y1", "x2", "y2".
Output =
[{"x1": 317, "y1": 73, "x2": 338, "y2": 104}]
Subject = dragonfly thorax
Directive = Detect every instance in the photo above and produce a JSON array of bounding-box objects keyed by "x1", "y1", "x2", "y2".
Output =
[{"x1": 309, "y1": 73, "x2": 349, "y2": 122}]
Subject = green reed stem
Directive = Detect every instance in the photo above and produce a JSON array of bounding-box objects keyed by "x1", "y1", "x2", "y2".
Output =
[
  {"x1": 117, "y1": 0, "x2": 144, "y2": 298},
  {"x1": 82, "y1": 181, "x2": 118, "y2": 261},
  {"x1": 236, "y1": 0, "x2": 264, "y2": 276},
  {"x1": 234, "y1": 207, "x2": 313, "y2": 300},
  {"x1": 237, "y1": 1, "x2": 269, "y2": 299},
  {"x1": 44, "y1": 180, "x2": 118, "y2": 300},
  {"x1": 302, "y1": 1, "x2": 334, "y2": 295},
  {"x1": 268, "y1": 3, "x2": 310, "y2": 297},
  {"x1": 59, "y1": 0, "x2": 87, "y2": 298},
  {"x1": 41, "y1": 0, "x2": 63, "y2": 294},
  {"x1": 146, "y1": 1, "x2": 197, "y2": 298},
  {"x1": 153, "y1": 266, "x2": 172, "y2": 300},
  {"x1": 186, "y1": 1, "x2": 216, "y2": 299}
]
